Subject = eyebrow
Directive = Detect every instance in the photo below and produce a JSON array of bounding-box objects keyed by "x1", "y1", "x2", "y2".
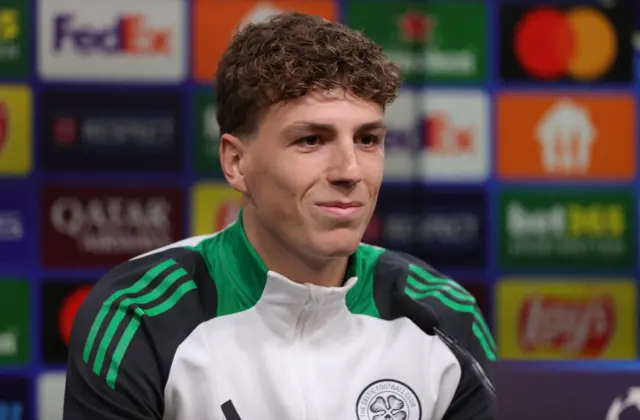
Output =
[{"x1": 282, "y1": 120, "x2": 387, "y2": 135}]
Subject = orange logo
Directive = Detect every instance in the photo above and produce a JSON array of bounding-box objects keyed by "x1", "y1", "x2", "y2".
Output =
[
  {"x1": 514, "y1": 7, "x2": 617, "y2": 81},
  {"x1": 497, "y1": 279, "x2": 637, "y2": 360},
  {"x1": 193, "y1": 0, "x2": 337, "y2": 83},
  {"x1": 497, "y1": 93, "x2": 635, "y2": 180}
]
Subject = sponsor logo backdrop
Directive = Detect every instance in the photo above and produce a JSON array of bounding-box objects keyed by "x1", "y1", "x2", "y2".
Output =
[
  {"x1": 41, "y1": 88, "x2": 184, "y2": 173},
  {"x1": 0, "y1": 0, "x2": 640, "y2": 418},
  {"x1": 37, "y1": 0, "x2": 187, "y2": 82},
  {"x1": 496, "y1": 278, "x2": 637, "y2": 360},
  {"x1": 40, "y1": 185, "x2": 184, "y2": 267}
]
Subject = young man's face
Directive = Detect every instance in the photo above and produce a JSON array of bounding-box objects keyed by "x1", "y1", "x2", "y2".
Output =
[{"x1": 228, "y1": 89, "x2": 386, "y2": 260}]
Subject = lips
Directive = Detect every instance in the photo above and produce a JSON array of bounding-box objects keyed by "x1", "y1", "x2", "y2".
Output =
[
  {"x1": 316, "y1": 201, "x2": 363, "y2": 209},
  {"x1": 315, "y1": 201, "x2": 365, "y2": 219}
]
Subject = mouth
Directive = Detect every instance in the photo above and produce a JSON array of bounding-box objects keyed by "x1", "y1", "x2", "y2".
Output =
[
  {"x1": 316, "y1": 201, "x2": 364, "y2": 209},
  {"x1": 315, "y1": 201, "x2": 365, "y2": 218}
]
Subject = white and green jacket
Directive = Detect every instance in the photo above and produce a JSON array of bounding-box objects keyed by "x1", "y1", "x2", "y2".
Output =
[{"x1": 64, "y1": 213, "x2": 497, "y2": 420}]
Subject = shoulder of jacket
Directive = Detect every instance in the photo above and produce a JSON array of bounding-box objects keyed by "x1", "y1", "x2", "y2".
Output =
[
  {"x1": 70, "y1": 243, "x2": 213, "y2": 392},
  {"x1": 102, "y1": 245, "x2": 205, "y2": 287},
  {"x1": 376, "y1": 250, "x2": 476, "y2": 327}
]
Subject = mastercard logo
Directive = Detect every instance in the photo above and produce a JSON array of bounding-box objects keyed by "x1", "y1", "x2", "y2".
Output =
[{"x1": 513, "y1": 7, "x2": 617, "y2": 81}]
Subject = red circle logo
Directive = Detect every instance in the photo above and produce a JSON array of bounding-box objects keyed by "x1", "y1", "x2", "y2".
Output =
[
  {"x1": 59, "y1": 285, "x2": 93, "y2": 346},
  {"x1": 53, "y1": 116, "x2": 78, "y2": 145}
]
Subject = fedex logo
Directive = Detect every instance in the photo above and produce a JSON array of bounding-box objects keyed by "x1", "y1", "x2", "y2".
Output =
[
  {"x1": 53, "y1": 13, "x2": 171, "y2": 55},
  {"x1": 383, "y1": 90, "x2": 489, "y2": 181},
  {"x1": 39, "y1": 1, "x2": 185, "y2": 81}
]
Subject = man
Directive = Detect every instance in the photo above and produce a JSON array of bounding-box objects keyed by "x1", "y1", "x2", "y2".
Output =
[{"x1": 64, "y1": 12, "x2": 496, "y2": 420}]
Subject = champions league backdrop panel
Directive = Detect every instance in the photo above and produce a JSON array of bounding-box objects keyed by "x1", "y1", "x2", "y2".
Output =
[{"x1": 0, "y1": 0, "x2": 639, "y2": 418}]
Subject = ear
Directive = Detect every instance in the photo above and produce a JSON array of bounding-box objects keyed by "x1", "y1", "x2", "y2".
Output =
[{"x1": 219, "y1": 133, "x2": 248, "y2": 193}]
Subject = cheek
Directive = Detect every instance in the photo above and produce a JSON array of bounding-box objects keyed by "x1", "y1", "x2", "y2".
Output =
[
  {"x1": 364, "y1": 154, "x2": 385, "y2": 193},
  {"x1": 247, "y1": 164, "x2": 302, "y2": 217}
]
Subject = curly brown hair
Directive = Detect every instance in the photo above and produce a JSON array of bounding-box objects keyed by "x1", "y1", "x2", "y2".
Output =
[{"x1": 214, "y1": 12, "x2": 402, "y2": 137}]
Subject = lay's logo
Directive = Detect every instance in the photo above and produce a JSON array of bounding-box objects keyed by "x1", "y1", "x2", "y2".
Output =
[
  {"x1": 518, "y1": 294, "x2": 615, "y2": 357},
  {"x1": 497, "y1": 279, "x2": 637, "y2": 360}
]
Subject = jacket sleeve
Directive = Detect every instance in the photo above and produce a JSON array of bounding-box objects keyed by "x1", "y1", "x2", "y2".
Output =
[
  {"x1": 63, "y1": 262, "x2": 166, "y2": 419},
  {"x1": 438, "y1": 324, "x2": 496, "y2": 420},
  {"x1": 399, "y1": 255, "x2": 497, "y2": 419}
]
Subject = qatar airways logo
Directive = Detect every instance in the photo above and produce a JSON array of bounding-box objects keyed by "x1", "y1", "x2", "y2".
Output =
[
  {"x1": 52, "y1": 13, "x2": 171, "y2": 55},
  {"x1": 49, "y1": 196, "x2": 172, "y2": 255}
]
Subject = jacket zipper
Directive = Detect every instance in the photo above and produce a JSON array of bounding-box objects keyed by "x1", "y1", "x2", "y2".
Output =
[{"x1": 295, "y1": 301, "x2": 317, "y2": 420}]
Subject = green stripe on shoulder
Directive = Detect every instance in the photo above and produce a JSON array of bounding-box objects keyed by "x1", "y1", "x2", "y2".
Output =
[
  {"x1": 105, "y1": 280, "x2": 197, "y2": 388},
  {"x1": 83, "y1": 258, "x2": 198, "y2": 389},
  {"x1": 404, "y1": 263, "x2": 497, "y2": 361}
]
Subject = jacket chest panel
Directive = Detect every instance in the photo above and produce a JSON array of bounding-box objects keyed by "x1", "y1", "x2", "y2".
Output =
[{"x1": 164, "y1": 312, "x2": 453, "y2": 420}]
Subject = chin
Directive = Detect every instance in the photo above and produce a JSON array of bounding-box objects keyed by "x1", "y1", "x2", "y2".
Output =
[{"x1": 310, "y1": 228, "x2": 363, "y2": 258}]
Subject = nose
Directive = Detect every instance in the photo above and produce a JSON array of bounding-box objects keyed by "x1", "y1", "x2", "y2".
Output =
[{"x1": 327, "y1": 141, "x2": 363, "y2": 187}]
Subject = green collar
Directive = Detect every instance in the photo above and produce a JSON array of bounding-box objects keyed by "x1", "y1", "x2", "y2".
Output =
[
  {"x1": 217, "y1": 210, "x2": 269, "y2": 302},
  {"x1": 215, "y1": 210, "x2": 381, "y2": 315}
]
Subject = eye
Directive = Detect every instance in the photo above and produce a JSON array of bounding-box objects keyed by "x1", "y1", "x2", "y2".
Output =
[
  {"x1": 358, "y1": 135, "x2": 382, "y2": 147},
  {"x1": 296, "y1": 135, "x2": 322, "y2": 147}
]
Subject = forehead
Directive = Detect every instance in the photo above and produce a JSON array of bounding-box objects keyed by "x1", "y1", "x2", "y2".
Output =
[{"x1": 261, "y1": 90, "x2": 384, "y2": 132}]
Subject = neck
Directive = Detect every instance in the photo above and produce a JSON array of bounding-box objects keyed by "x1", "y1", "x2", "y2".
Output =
[{"x1": 241, "y1": 208, "x2": 348, "y2": 288}]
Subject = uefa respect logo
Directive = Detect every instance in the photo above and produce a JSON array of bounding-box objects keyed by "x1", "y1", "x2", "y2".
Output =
[{"x1": 41, "y1": 89, "x2": 183, "y2": 173}]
